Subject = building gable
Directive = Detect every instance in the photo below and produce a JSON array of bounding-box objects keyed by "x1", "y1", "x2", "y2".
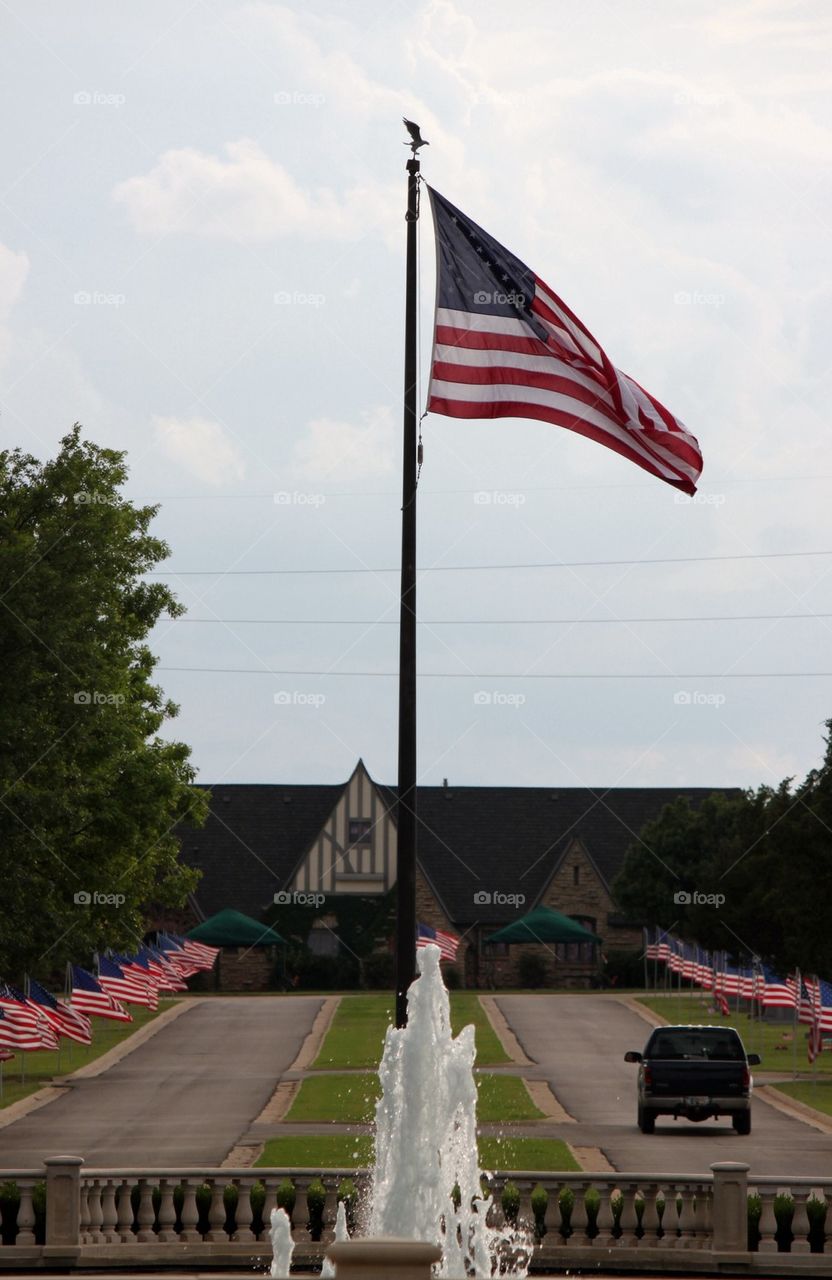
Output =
[{"x1": 289, "y1": 759, "x2": 397, "y2": 896}]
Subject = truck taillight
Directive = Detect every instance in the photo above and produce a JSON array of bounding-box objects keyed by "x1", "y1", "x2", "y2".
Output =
[
  {"x1": 643, "y1": 1065, "x2": 653, "y2": 1087},
  {"x1": 742, "y1": 1066, "x2": 751, "y2": 1089}
]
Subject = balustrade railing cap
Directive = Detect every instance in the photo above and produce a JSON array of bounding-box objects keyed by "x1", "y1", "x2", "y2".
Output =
[
  {"x1": 710, "y1": 1162, "x2": 751, "y2": 1173},
  {"x1": 43, "y1": 1155, "x2": 85, "y2": 1166}
]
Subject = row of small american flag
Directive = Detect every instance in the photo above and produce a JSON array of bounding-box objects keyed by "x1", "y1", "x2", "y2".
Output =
[
  {"x1": 0, "y1": 935, "x2": 218, "y2": 1063},
  {"x1": 644, "y1": 927, "x2": 832, "y2": 1063}
]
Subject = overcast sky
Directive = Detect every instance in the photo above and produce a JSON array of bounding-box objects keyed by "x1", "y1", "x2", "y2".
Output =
[{"x1": 2, "y1": 0, "x2": 832, "y2": 792}]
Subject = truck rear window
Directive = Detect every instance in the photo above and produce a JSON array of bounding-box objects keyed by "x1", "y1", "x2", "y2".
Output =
[{"x1": 646, "y1": 1030, "x2": 744, "y2": 1060}]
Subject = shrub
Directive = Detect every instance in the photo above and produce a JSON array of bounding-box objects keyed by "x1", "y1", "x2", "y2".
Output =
[
  {"x1": 362, "y1": 952, "x2": 395, "y2": 990},
  {"x1": 517, "y1": 952, "x2": 548, "y2": 989},
  {"x1": 444, "y1": 965, "x2": 462, "y2": 989}
]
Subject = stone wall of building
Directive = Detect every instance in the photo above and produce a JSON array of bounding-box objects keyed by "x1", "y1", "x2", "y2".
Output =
[{"x1": 215, "y1": 947, "x2": 275, "y2": 991}]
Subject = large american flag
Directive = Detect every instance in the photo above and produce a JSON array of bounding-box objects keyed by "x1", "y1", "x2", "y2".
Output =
[
  {"x1": 416, "y1": 923, "x2": 460, "y2": 962},
  {"x1": 426, "y1": 186, "x2": 703, "y2": 495}
]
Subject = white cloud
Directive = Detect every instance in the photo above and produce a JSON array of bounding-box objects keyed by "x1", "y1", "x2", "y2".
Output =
[
  {"x1": 113, "y1": 140, "x2": 399, "y2": 244},
  {"x1": 0, "y1": 242, "x2": 29, "y2": 365},
  {"x1": 294, "y1": 405, "x2": 396, "y2": 482},
  {"x1": 153, "y1": 414, "x2": 246, "y2": 485}
]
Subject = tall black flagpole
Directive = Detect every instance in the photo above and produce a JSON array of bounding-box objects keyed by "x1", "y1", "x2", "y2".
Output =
[{"x1": 395, "y1": 140, "x2": 421, "y2": 1028}]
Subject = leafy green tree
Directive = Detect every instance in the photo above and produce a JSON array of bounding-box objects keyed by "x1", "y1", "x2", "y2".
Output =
[
  {"x1": 0, "y1": 426, "x2": 207, "y2": 979},
  {"x1": 614, "y1": 724, "x2": 832, "y2": 975}
]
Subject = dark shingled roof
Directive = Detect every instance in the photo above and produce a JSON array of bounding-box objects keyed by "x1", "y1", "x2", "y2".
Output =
[{"x1": 178, "y1": 773, "x2": 739, "y2": 926}]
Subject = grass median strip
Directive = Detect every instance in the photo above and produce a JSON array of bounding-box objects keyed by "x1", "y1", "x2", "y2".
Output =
[
  {"x1": 256, "y1": 1135, "x2": 578, "y2": 1171},
  {"x1": 312, "y1": 993, "x2": 510, "y2": 1070},
  {"x1": 286, "y1": 1071, "x2": 543, "y2": 1125},
  {"x1": 636, "y1": 992, "x2": 832, "y2": 1075},
  {"x1": 0, "y1": 1001, "x2": 175, "y2": 1109},
  {"x1": 770, "y1": 1080, "x2": 832, "y2": 1116}
]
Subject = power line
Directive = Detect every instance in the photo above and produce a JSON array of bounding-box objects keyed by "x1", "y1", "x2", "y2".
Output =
[
  {"x1": 166, "y1": 611, "x2": 832, "y2": 626},
  {"x1": 145, "y1": 549, "x2": 832, "y2": 577},
  {"x1": 157, "y1": 666, "x2": 832, "y2": 679}
]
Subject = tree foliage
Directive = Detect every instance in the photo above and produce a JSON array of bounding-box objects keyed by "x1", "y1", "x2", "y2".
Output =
[
  {"x1": 613, "y1": 724, "x2": 832, "y2": 975},
  {"x1": 0, "y1": 427, "x2": 207, "y2": 979}
]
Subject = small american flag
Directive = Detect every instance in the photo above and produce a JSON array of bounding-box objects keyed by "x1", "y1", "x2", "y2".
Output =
[
  {"x1": 426, "y1": 186, "x2": 702, "y2": 495},
  {"x1": 762, "y1": 967, "x2": 795, "y2": 1009},
  {"x1": 70, "y1": 966, "x2": 132, "y2": 1022},
  {"x1": 416, "y1": 923, "x2": 460, "y2": 963},
  {"x1": 180, "y1": 936, "x2": 220, "y2": 969},
  {"x1": 27, "y1": 978, "x2": 92, "y2": 1045},
  {"x1": 98, "y1": 955, "x2": 157, "y2": 1008},
  {"x1": 0, "y1": 983, "x2": 57, "y2": 1049}
]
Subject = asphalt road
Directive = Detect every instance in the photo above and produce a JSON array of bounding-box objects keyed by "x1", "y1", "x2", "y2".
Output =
[
  {"x1": 496, "y1": 993, "x2": 832, "y2": 1176},
  {"x1": 0, "y1": 996, "x2": 322, "y2": 1167}
]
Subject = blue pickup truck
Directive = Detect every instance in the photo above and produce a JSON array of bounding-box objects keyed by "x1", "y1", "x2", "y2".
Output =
[{"x1": 624, "y1": 1024, "x2": 760, "y2": 1134}]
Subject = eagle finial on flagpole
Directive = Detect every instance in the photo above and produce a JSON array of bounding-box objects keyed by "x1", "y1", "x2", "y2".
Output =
[{"x1": 403, "y1": 117, "x2": 429, "y2": 154}]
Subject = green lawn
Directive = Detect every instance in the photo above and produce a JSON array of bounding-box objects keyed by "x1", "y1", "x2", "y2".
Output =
[
  {"x1": 286, "y1": 1071, "x2": 542, "y2": 1125},
  {"x1": 450, "y1": 994, "x2": 510, "y2": 1064},
  {"x1": 312, "y1": 993, "x2": 509, "y2": 1070},
  {"x1": 0, "y1": 1001, "x2": 175, "y2": 1109},
  {"x1": 479, "y1": 1137, "x2": 580, "y2": 1172},
  {"x1": 636, "y1": 992, "x2": 831, "y2": 1075},
  {"x1": 256, "y1": 1135, "x2": 578, "y2": 1172},
  {"x1": 772, "y1": 1080, "x2": 832, "y2": 1116}
]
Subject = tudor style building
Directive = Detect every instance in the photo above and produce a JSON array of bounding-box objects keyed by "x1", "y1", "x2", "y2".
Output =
[{"x1": 169, "y1": 760, "x2": 734, "y2": 990}]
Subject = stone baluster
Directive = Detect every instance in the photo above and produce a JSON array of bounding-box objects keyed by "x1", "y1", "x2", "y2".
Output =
[
  {"x1": 660, "y1": 1184, "x2": 680, "y2": 1246},
  {"x1": 79, "y1": 1177, "x2": 91, "y2": 1244},
  {"x1": 257, "y1": 1179, "x2": 278, "y2": 1241},
  {"x1": 616, "y1": 1182, "x2": 639, "y2": 1247},
  {"x1": 88, "y1": 1178, "x2": 104, "y2": 1243},
  {"x1": 543, "y1": 1182, "x2": 562, "y2": 1242},
  {"x1": 515, "y1": 1179, "x2": 534, "y2": 1234},
  {"x1": 638, "y1": 1183, "x2": 660, "y2": 1247},
  {"x1": 593, "y1": 1182, "x2": 615, "y2": 1247},
  {"x1": 114, "y1": 1179, "x2": 133, "y2": 1242},
  {"x1": 206, "y1": 1178, "x2": 227, "y2": 1243},
  {"x1": 569, "y1": 1181, "x2": 590, "y2": 1246},
  {"x1": 135, "y1": 1179, "x2": 156, "y2": 1243},
  {"x1": 790, "y1": 1188, "x2": 812, "y2": 1255},
  {"x1": 291, "y1": 1178, "x2": 310, "y2": 1243},
  {"x1": 156, "y1": 1178, "x2": 178, "y2": 1242},
  {"x1": 15, "y1": 1181, "x2": 36, "y2": 1246},
  {"x1": 234, "y1": 1178, "x2": 256, "y2": 1243},
  {"x1": 319, "y1": 1177, "x2": 338, "y2": 1244},
  {"x1": 178, "y1": 1178, "x2": 201, "y2": 1243},
  {"x1": 697, "y1": 1183, "x2": 713, "y2": 1249},
  {"x1": 677, "y1": 1182, "x2": 697, "y2": 1247},
  {"x1": 756, "y1": 1186, "x2": 778, "y2": 1253},
  {"x1": 484, "y1": 1177, "x2": 504, "y2": 1231},
  {"x1": 100, "y1": 1178, "x2": 119, "y2": 1244}
]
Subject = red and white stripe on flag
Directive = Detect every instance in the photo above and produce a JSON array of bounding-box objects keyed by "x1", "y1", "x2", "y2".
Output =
[{"x1": 426, "y1": 186, "x2": 703, "y2": 496}]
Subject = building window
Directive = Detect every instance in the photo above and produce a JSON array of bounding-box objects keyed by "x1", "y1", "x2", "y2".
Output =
[
  {"x1": 483, "y1": 941, "x2": 509, "y2": 957},
  {"x1": 348, "y1": 818, "x2": 372, "y2": 845},
  {"x1": 573, "y1": 865, "x2": 580, "y2": 886}
]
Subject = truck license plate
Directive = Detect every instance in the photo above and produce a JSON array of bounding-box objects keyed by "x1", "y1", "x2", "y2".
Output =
[{"x1": 685, "y1": 1096, "x2": 709, "y2": 1105}]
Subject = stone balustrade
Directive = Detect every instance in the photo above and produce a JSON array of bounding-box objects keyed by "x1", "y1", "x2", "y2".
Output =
[{"x1": 0, "y1": 1159, "x2": 830, "y2": 1272}]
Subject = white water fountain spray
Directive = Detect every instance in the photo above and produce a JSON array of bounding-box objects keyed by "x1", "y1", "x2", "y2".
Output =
[{"x1": 369, "y1": 944, "x2": 532, "y2": 1276}]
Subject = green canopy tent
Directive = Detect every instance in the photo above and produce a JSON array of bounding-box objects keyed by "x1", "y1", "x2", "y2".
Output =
[
  {"x1": 187, "y1": 909, "x2": 285, "y2": 989},
  {"x1": 187, "y1": 908, "x2": 285, "y2": 947},
  {"x1": 485, "y1": 905, "x2": 601, "y2": 945}
]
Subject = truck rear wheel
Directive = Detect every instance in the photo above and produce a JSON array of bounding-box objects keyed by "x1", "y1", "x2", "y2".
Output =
[
  {"x1": 638, "y1": 1104, "x2": 655, "y2": 1134},
  {"x1": 733, "y1": 1111, "x2": 751, "y2": 1135}
]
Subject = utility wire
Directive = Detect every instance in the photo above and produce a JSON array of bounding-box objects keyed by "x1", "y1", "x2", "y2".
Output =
[
  {"x1": 157, "y1": 666, "x2": 832, "y2": 679},
  {"x1": 165, "y1": 611, "x2": 832, "y2": 626},
  {"x1": 145, "y1": 549, "x2": 832, "y2": 576}
]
